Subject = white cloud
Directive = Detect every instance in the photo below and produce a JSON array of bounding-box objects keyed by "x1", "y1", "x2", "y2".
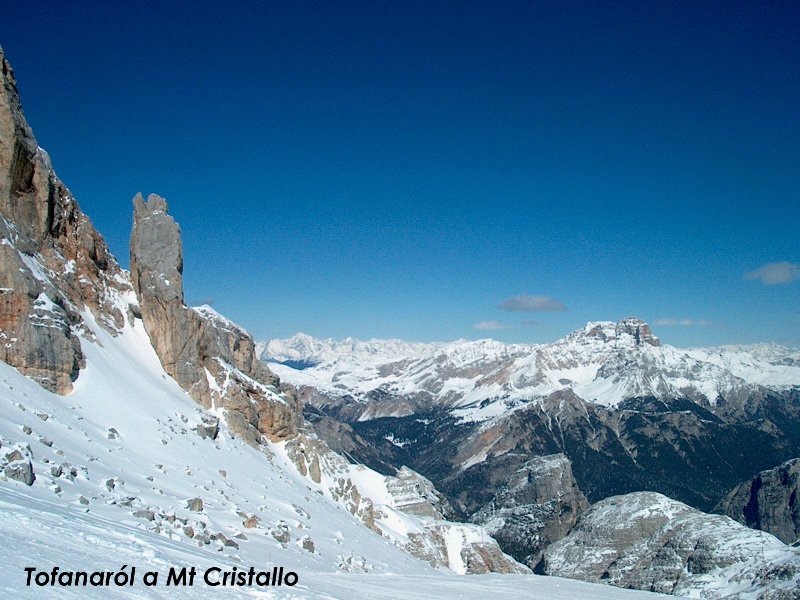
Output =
[
  {"x1": 521, "y1": 319, "x2": 540, "y2": 327},
  {"x1": 474, "y1": 320, "x2": 511, "y2": 330},
  {"x1": 744, "y1": 261, "x2": 800, "y2": 285},
  {"x1": 497, "y1": 294, "x2": 567, "y2": 312},
  {"x1": 654, "y1": 318, "x2": 712, "y2": 327}
]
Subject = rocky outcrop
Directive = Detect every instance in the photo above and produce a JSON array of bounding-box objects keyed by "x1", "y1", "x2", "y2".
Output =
[
  {"x1": 2, "y1": 443, "x2": 35, "y2": 485},
  {"x1": 614, "y1": 317, "x2": 660, "y2": 347},
  {"x1": 0, "y1": 47, "x2": 299, "y2": 435},
  {"x1": 579, "y1": 317, "x2": 660, "y2": 347},
  {"x1": 545, "y1": 492, "x2": 800, "y2": 598},
  {"x1": 404, "y1": 520, "x2": 530, "y2": 575},
  {"x1": 717, "y1": 458, "x2": 800, "y2": 545},
  {"x1": 285, "y1": 432, "x2": 526, "y2": 574},
  {"x1": 0, "y1": 47, "x2": 134, "y2": 393},
  {"x1": 470, "y1": 453, "x2": 588, "y2": 570},
  {"x1": 285, "y1": 435, "x2": 380, "y2": 529},
  {"x1": 386, "y1": 466, "x2": 456, "y2": 520},
  {"x1": 129, "y1": 194, "x2": 301, "y2": 442}
]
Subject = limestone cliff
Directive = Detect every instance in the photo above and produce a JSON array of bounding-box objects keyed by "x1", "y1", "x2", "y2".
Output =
[
  {"x1": 717, "y1": 458, "x2": 800, "y2": 545},
  {"x1": 0, "y1": 46, "x2": 300, "y2": 442},
  {"x1": 471, "y1": 453, "x2": 588, "y2": 570},
  {"x1": 129, "y1": 193, "x2": 301, "y2": 443},
  {"x1": 0, "y1": 47, "x2": 134, "y2": 393}
]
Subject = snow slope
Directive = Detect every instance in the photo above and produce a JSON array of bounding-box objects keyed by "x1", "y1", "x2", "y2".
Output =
[
  {"x1": 0, "y1": 308, "x2": 665, "y2": 598},
  {"x1": 0, "y1": 486, "x2": 667, "y2": 599}
]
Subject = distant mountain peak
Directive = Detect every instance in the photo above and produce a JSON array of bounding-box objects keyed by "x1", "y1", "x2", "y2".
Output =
[{"x1": 566, "y1": 317, "x2": 660, "y2": 347}]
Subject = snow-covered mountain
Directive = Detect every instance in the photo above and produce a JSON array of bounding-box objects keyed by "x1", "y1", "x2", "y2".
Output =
[
  {"x1": 263, "y1": 318, "x2": 800, "y2": 422},
  {"x1": 2, "y1": 300, "x2": 638, "y2": 598},
  {"x1": 1, "y1": 46, "x2": 648, "y2": 599},
  {"x1": 2, "y1": 44, "x2": 799, "y2": 600},
  {"x1": 263, "y1": 321, "x2": 800, "y2": 588},
  {"x1": 545, "y1": 492, "x2": 800, "y2": 598}
]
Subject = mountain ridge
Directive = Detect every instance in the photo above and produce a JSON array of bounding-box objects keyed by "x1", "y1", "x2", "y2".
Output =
[
  {"x1": 263, "y1": 319, "x2": 800, "y2": 423},
  {"x1": 2, "y1": 44, "x2": 800, "y2": 599}
]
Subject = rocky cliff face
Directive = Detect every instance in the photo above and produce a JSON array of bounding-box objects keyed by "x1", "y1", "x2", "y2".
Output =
[
  {"x1": 0, "y1": 45, "x2": 301, "y2": 441},
  {"x1": 386, "y1": 466, "x2": 456, "y2": 520},
  {"x1": 717, "y1": 458, "x2": 800, "y2": 545},
  {"x1": 545, "y1": 492, "x2": 800, "y2": 598},
  {"x1": 0, "y1": 48, "x2": 526, "y2": 577},
  {"x1": 129, "y1": 193, "x2": 301, "y2": 443},
  {"x1": 470, "y1": 453, "x2": 588, "y2": 570},
  {"x1": 284, "y1": 435, "x2": 527, "y2": 574},
  {"x1": 0, "y1": 47, "x2": 134, "y2": 394},
  {"x1": 614, "y1": 317, "x2": 660, "y2": 347}
]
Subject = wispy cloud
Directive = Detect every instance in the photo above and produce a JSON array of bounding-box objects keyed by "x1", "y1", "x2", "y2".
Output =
[
  {"x1": 521, "y1": 319, "x2": 540, "y2": 327},
  {"x1": 654, "y1": 318, "x2": 712, "y2": 327},
  {"x1": 474, "y1": 320, "x2": 511, "y2": 330},
  {"x1": 744, "y1": 261, "x2": 800, "y2": 285},
  {"x1": 497, "y1": 294, "x2": 567, "y2": 312}
]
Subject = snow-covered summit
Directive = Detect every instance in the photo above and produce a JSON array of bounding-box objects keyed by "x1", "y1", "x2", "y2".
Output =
[{"x1": 564, "y1": 317, "x2": 660, "y2": 348}]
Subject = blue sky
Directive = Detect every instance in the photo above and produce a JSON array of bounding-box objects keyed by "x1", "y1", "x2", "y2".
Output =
[{"x1": 2, "y1": 1, "x2": 798, "y2": 346}]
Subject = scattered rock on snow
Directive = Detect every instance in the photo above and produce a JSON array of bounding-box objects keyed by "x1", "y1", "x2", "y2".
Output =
[
  {"x1": 270, "y1": 521, "x2": 291, "y2": 544},
  {"x1": 196, "y1": 417, "x2": 219, "y2": 440},
  {"x1": 132, "y1": 510, "x2": 155, "y2": 521},
  {"x1": 4, "y1": 460, "x2": 34, "y2": 485},
  {"x1": 242, "y1": 515, "x2": 260, "y2": 529}
]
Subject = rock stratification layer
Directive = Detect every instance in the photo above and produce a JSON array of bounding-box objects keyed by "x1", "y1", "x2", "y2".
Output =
[
  {"x1": 129, "y1": 193, "x2": 301, "y2": 443},
  {"x1": 0, "y1": 47, "x2": 133, "y2": 393}
]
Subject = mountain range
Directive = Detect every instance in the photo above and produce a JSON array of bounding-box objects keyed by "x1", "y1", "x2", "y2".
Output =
[
  {"x1": 263, "y1": 320, "x2": 800, "y2": 420},
  {"x1": 2, "y1": 45, "x2": 800, "y2": 599},
  {"x1": 263, "y1": 322, "x2": 800, "y2": 584}
]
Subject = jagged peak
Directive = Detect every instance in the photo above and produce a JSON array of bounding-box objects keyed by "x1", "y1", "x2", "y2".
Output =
[
  {"x1": 564, "y1": 317, "x2": 660, "y2": 347},
  {"x1": 132, "y1": 192, "x2": 169, "y2": 214}
]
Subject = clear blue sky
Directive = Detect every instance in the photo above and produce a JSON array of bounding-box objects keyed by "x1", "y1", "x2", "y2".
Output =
[{"x1": 2, "y1": 1, "x2": 798, "y2": 346}]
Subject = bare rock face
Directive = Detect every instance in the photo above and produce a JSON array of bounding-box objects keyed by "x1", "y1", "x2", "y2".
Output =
[
  {"x1": 129, "y1": 194, "x2": 301, "y2": 442},
  {"x1": 717, "y1": 458, "x2": 800, "y2": 545},
  {"x1": 471, "y1": 453, "x2": 588, "y2": 570},
  {"x1": 404, "y1": 521, "x2": 530, "y2": 574},
  {"x1": 0, "y1": 48, "x2": 134, "y2": 393},
  {"x1": 545, "y1": 492, "x2": 800, "y2": 598},
  {"x1": 615, "y1": 317, "x2": 660, "y2": 347},
  {"x1": 285, "y1": 432, "x2": 527, "y2": 574},
  {"x1": 385, "y1": 466, "x2": 456, "y2": 520}
]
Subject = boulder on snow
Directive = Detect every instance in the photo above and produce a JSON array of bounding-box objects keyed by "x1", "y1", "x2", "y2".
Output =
[
  {"x1": 196, "y1": 417, "x2": 219, "y2": 440},
  {"x1": 4, "y1": 460, "x2": 34, "y2": 485},
  {"x1": 270, "y1": 521, "x2": 291, "y2": 544},
  {"x1": 242, "y1": 515, "x2": 260, "y2": 529},
  {"x1": 132, "y1": 510, "x2": 156, "y2": 521}
]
